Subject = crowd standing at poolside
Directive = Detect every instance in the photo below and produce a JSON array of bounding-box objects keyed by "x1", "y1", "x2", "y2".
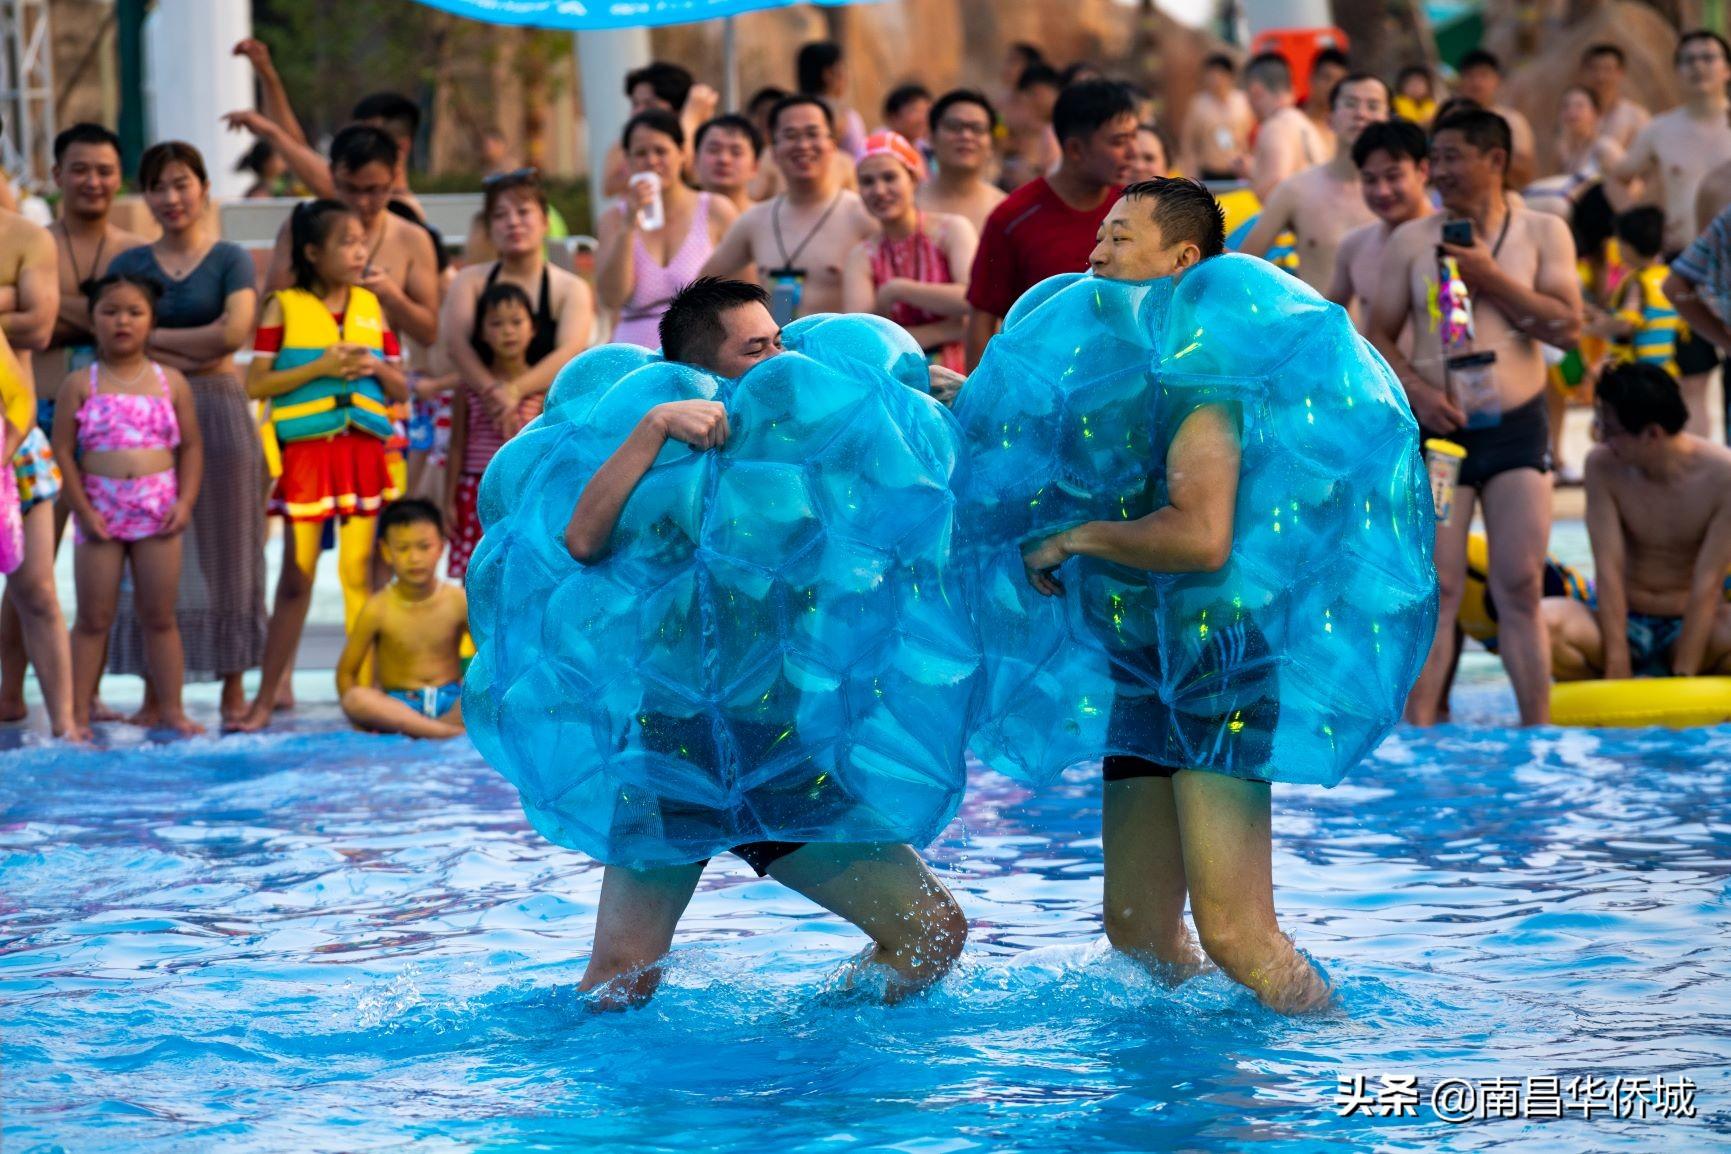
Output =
[{"x1": 2, "y1": 27, "x2": 1731, "y2": 744}]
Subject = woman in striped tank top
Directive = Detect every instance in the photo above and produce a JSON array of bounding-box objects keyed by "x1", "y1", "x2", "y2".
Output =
[{"x1": 597, "y1": 109, "x2": 740, "y2": 350}]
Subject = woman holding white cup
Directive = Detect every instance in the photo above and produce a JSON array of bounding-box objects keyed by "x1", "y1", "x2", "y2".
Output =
[{"x1": 597, "y1": 109, "x2": 739, "y2": 350}]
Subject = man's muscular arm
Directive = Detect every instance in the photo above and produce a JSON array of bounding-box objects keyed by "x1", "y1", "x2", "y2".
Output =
[{"x1": 1672, "y1": 493, "x2": 1731, "y2": 676}]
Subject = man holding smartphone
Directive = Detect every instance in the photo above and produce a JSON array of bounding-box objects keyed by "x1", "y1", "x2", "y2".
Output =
[{"x1": 1369, "y1": 107, "x2": 1583, "y2": 727}]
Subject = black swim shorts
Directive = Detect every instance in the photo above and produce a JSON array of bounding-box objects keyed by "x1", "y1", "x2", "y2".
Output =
[{"x1": 1425, "y1": 392, "x2": 1551, "y2": 492}]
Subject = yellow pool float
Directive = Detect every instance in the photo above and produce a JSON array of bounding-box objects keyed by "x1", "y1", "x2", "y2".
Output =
[{"x1": 1552, "y1": 677, "x2": 1731, "y2": 728}]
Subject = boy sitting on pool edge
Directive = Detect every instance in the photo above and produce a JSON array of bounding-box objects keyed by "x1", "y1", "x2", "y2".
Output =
[{"x1": 336, "y1": 498, "x2": 470, "y2": 739}]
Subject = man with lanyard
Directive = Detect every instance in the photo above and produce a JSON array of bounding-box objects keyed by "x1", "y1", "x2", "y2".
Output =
[
  {"x1": 700, "y1": 95, "x2": 876, "y2": 325},
  {"x1": 1369, "y1": 107, "x2": 1582, "y2": 726}
]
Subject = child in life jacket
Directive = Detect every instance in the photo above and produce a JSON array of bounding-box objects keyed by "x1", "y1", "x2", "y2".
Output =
[
  {"x1": 53, "y1": 274, "x2": 205, "y2": 736},
  {"x1": 233, "y1": 199, "x2": 407, "y2": 732}
]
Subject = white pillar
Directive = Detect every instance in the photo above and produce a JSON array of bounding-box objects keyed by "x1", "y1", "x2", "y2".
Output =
[
  {"x1": 575, "y1": 27, "x2": 651, "y2": 219},
  {"x1": 143, "y1": 0, "x2": 253, "y2": 201}
]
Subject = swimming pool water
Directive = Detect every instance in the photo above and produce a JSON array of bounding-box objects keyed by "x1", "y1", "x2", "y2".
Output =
[{"x1": 4, "y1": 713, "x2": 1729, "y2": 1152}]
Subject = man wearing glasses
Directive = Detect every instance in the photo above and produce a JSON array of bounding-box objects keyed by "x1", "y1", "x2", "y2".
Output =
[
  {"x1": 917, "y1": 90, "x2": 1006, "y2": 235},
  {"x1": 701, "y1": 95, "x2": 877, "y2": 325}
]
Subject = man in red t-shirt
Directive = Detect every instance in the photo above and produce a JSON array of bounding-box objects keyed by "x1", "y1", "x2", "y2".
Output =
[{"x1": 964, "y1": 80, "x2": 1139, "y2": 368}]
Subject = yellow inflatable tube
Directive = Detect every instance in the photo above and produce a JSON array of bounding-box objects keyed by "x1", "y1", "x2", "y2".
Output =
[{"x1": 1551, "y1": 678, "x2": 1731, "y2": 728}]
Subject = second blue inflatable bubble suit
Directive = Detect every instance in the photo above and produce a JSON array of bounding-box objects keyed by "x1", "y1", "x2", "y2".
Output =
[
  {"x1": 953, "y1": 255, "x2": 1437, "y2": 788},
  {"x1": 465, "y1": 316, "x2": 981, "y2": 868}
]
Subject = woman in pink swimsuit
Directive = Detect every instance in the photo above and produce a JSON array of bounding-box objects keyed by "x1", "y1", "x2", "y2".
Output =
[
  {"x1": 841, "y1": 131, "x2": 978, "y2": 374},
  {"x1": 597, "y1": 108, "x2": 740, "y2": 350},
  {"x1": 51, "y1": 274, "x2": 205, "y2": 736}
]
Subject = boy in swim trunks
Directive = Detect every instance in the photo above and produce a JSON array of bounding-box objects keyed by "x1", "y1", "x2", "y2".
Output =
[
  {"x1": 335, "y1": 498, "x2": 468, "y2": 739},
  {"x1": 1546, "y1": 362, "x2": 1731, "y2": 679}
]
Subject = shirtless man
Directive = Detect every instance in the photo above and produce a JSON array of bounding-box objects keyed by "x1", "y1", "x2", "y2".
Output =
[
  {"x1": 0, "y1": 123, "x2": 139, "y2": 733},
  {"x1": 1581, "y1": 43, "x2": 1650, "y2": 151},
  {"x1": 1369, "y1": 107, "x2": 1583, "y2": 726},
  {"x1": 701, "y1": 95, "x2": 876, "y2": 324},
  {"x1": 1240, "y1": 73, "x2": 1388, "y2": 292},
  {"x1": 693, "y1": 114, "x2": 764, "y2": 216},
  {"x1": 1303, "y1": 47, "x2": 1350, "y2": 160},
  {"x1": 1547, "y1": 362, "x2": 1731, "y2": 679},
  {"x1": 1180, "y1": 54, "x2": 1254, "y2": 183},
  {"x1": 1327, "y1": 118, "x2": 1432, "y2": 333},
  {"x1": 1454, "y1": 50, "x2": 1536, "y2": 188},
  {"x1": 264, "y1": 126, "x2": 438, "y2": 348},
  {"x1": 1242, "y1": 52, "x2": 1327, "y2": 202},
  {"x1": 917, "y1": 89, "x2": 1006, "y2": 234},
  {"x1": 1001, "y1": 63, "x2": 1063, "y2": 191},
  {"x1": 1605, "y1": 31, "x2": 1731, "y2": 439}
]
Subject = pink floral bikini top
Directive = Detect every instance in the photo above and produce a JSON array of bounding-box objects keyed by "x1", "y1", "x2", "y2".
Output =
[{"x1": 76, "y1": 361, "x2": 179, "y2": 453}]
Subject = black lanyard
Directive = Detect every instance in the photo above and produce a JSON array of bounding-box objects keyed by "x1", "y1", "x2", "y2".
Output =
[{"x1": 772, "y1": 191, "x2": 843, "y2": 269}]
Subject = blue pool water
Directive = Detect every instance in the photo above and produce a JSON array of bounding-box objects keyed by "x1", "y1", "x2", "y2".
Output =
[{"x1": 4, "y1": 708, "x2": 1729, "y2": 1152}]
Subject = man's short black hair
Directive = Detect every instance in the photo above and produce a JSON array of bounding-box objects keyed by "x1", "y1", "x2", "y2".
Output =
[
  {"x1": 1052, "y1": 79, "x2": 1137, "y2": 145},
  {"x1": 660, "y1": 277, "x2": 772, "y2": 370},
  {"x1": 1329, "y1": 72, "x2": 1391, "y2": 111},
  {"x1": 1614, "y1": 205, "x2": 1667, "y2": 259},
  {"x1": 1459, "y1": 48, "x2": 1502, "y2": 74},
  {"x1": 1352, "y1": 118, "x2": 1428, "y2": 168},
  {"x1": 694, "y1": 113, "x2": 765, "y2": 158},
  {"x1": 1016, "y1": 62, "x2": 1063, "y2": 94},
  {"x1": 625, "y1": 62, "x2": 694, "y2": 110},
  {"x1": 767, "y1": 94, "x2": 834, "y2": 138},
  {"x1": 1122, "y1": 177, "x2": 1226, "y2": 259},
  {"x1": 53, "y1": 122, "x2": 121, "y2": 164},
  {"x1": 1310, "y1": 47, "x2": 1351, "y2": 76},
  {"x1": 329, "y1": 124, "x2": 400, "y2": 174},
  {"x1": 351, "y1": 92, "x2": 420, "y2": 144},
  {"x1": 1431, "y1": 106, "x2": 1512, "y2": 171},
  {"x1": 1243, "y1": 52, "x2": 1293, "y2": 93},
  {"x1": 1395, "y1": 63, "x2": 1434, "y2": 90},
  {"x1": 747, "y1": 86, "x2": 788, "y2": 116},
  {"x1": 1598, "y1": 362, "x2": 1688, "y2": 437},
  {"x1": 1203, "y1": 52, "x2": 1236, "y2": 75},
  {"x1": 797, "y1": 40, "x2": 843, "y2": 96},
  {"x1": 1582, "y1": 42, "x2": 1625, "y2": 67},
  {"x1": 1677, "y1": 29, "x2": 1731, "y2": 67},
  {"x1": 378, "y1": 497, "x2": 443, "y2": 539},
  {"x1": 1008, "y1": 42, "x2": 1044, "y2": 69},
  {"x1": 929, "y1": 88, "x2": 999, "y2": 135},
  {"x1": 883, "y1": 83, "x2": 932, "y2": 120}
]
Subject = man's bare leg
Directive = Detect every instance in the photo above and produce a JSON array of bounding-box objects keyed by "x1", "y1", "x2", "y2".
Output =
[
  {"x1": 1102, "y1": 776, "x2": 1204, "y2": 976},
  {"x1": 1680, "y1": 370, "x2": 1713, "y2": 439},
  {"x1": 767, "y1": 843, "x2": 968, "y2": 999},
  {"x1": 1544, "y1": 597, "x2": 1603, "y2": 681},
  {"x1": 1481, "y1": 468, "x2": 1553, "y2": 724},
  {"x1": 1404, "y1": 487, "x2": 1477, "y2": 725},
  {"x1": 1173, "y1": 769, "x2": 1332, "y2": 1015},
  {"x1": 580, "y1": 863, "x2": 706, "y2": 1010}
]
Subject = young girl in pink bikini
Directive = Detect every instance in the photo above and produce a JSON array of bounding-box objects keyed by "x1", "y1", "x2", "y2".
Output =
[{"x1": 53, "y1": 274, "x2": 205, "y2": 736}]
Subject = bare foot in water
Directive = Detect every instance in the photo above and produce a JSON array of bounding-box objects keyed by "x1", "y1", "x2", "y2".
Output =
[
  {"x1": 157, "y1": 711, "x2": 205, "y2": 738},
  {"x1": 225, "y1": 700, "x2": 274, "y2": 734},
  {"x1": 89, "y1": 699, "x2": 125, "y2": 723},
  {"x1": 54, "y1": 721, "x2": 95, "y2": 743},
  {"x1": 273, "y1": 683, "x2": 296, "y2": 712},
  {"x1": 0, "y1": 696, "x2": 27, "y2": 723},
  {"x1": 128, "y1": 702, "x2": 164, "y2": 729}
]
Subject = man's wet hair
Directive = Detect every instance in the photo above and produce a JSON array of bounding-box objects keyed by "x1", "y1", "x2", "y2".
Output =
[
  {"x1": 884, "y1": 83, "x2": 932, "y2": 120},
  {"x1": 660, "y1": 277, "x2": 772, "y2": 370},
  {"x1": 1431, "y1": 106, "x2": 1512, "y2": 170},
  {"x1": 1203, "y1": 53, "x2": 1236, "y2": 75},
  {"x1": 54, "y1": 122, "x2": 121, "y2": 164},
  {"x1": 1243, "y1": 52, "x2": 1293, "y2": 93},
  {"x1": 1614, "y1": 205, "x2": 1667, "y2": 260},
  {"x1": 1352, "y1": 118, "x2": 1428, "y2": 168},
  {"x1": 1676, "y1": 29, "x2": 1731, "y2": 67},
  {"x1": 379, "y1": 497, "x2": 444, "y2": 540},
  {"x1": 1310, "y1": 47, "x2": 1351, "y2": 77},
  {"x1": 1122, "y1": 177, "x2": 1226, "y2": 259},
  {"x1": 694, "y1": 114, "x2": 764, "y2": 158},
  {"x1": 767, "y1": 93, "x2": 834, "y2": 138},
  {"x1": 1330, "y1": 72, "x2": 1391, "y2": 111},
  {"x1": 626, "y1": 62, "x2": 694, "y2": 110},
  {"x1": 748, "y1": 86, "x2": 789, "y2": 117},
  {"x1": 1016, "y1": 63, "x2": 1063, "y2": 94},
  {"x1": 351, "y1": 93, "x2": 420, "y2": 148},
  {"x1": 1582, "y1": 42, "x2": 1625, "y2": 67},
  {"x1": 1598, "y1": 362, "x2": 1688, "y2": 437},
  {"x1": 330, "y1": 124, "x2": 400, "y2": 174},
  {"x1": 1459, "y1": 48, "x2": 1502, "y2": 75},
  {"x1": 1052, "y1": 79, "x2": 1136, "y2": 145},
  {"x1": 929, "y1": 89, "x2": 999, "y2": 134}
]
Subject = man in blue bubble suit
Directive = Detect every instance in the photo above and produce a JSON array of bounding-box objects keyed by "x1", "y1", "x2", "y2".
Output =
[
  {"x1": 1009, "y1": 178, "x2": 1417, "y2": 1014},
  {"x1": 559, "y1": 278, "x2": 968, "y2": 1009}
]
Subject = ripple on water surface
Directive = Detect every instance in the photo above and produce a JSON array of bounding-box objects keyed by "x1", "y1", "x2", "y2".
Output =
[{"x1": 2, "y1": 723, "x2": 1729, "y2": 1152}]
